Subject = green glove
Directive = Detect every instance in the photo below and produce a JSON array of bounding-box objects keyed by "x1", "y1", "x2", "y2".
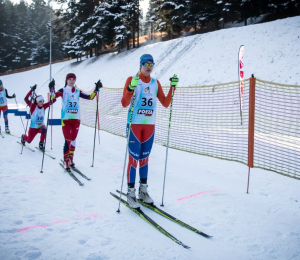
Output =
[
  {"x1": 170, "y1": 74, "x2": 179, "y2": 87},
  {"x1": 12, "y1": 94, "x2": 16, "y2": 98},
  {"x1": 129, "y1": 76, "x2": 139, "y2": 91}
]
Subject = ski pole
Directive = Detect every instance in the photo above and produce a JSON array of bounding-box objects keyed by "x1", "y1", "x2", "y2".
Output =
[
  {"x1": 21, "y1": 89, "x2": 36, "y2": 154},
  {"x1": 91, "y1": 80, "x2": 102, "y2": 167},
  {"x1": 97, "y1": 108, "x2": 100, "y2": 145},
  {"x1": 40, "y1": 79, "x2": 54, "y2": 173},
  {"x1": 161, "y1": 83, "x2": 176, "y2": 207},
  {"x1": 14, "y1": 96, "x2": 26, "y2": 132},
  {"x1": 51, "y1": 103, "x2": 53, "y2": 149},
  {"x1": 117, "y1": 72, "x2": 139, "y2": 213}
]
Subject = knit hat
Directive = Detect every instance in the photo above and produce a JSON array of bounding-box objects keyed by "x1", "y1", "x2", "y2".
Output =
[
  {"x1": 140, "y1": 54, "x2": 154, "y2": 67},
  {"x1": 66, "y1": 73, "x2": 76, "y2": 81},
  {"x1": 0, "y1": 79, "x2": 3, "y2": 86},
  {"x1": 36, "y1": 95, "x2": 45, "y2": 103}
]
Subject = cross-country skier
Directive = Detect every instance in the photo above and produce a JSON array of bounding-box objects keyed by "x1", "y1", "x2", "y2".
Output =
[
  {"x1": 0, "y1": 79, "x2": 16, "y2": 134},
  {"x1": 121, "y1": 54, "x2": 179, "y2": 208},
  {"x1": 49, "y1": 73, "x2": 102, "y2": 171},
  {"x1": 21, "y1": 85, "x2": 56, "y2": 151}
]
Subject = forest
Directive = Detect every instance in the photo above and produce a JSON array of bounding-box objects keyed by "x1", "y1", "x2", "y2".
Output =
[{"x1": 0, "y1": 0, "x2": 299, "y2": 73}]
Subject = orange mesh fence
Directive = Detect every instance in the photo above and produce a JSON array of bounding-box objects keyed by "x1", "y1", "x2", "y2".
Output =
[
  {"x1": 253, "y1": 79, "x2": 300, "y2": 179},
  {"x1": 79, "y1": 78, "x2": 300, "y2": 180},
  {"x1": 80, "y1": 80, "x2": 250, "y2": 164}
]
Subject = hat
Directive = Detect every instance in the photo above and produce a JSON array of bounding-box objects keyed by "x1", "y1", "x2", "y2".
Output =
[
  {"x1": 140, "y1": 54, "x2": 154, "y2": 67},
  {"x1": 0, "y1": 79, "x2": 3, "y2": 86},
  {"x1": 66, "y1": 73, "x2": 76, "y2": 81},
  {"x1": 36, "y1": 95, "x2": 45, "y2": 103}
]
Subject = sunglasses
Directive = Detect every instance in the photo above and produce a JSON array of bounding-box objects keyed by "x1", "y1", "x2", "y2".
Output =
[
  {"x1": 142, "y1": 63, "x2": 154, "y2": 67},
  {"x1": 38, "y1": 100, "x2": 45, "y2": 103}
]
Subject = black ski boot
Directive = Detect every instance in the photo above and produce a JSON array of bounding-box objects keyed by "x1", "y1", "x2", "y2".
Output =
[{"x1": 39, "y1": 142, "x2": 45, "y2": 151}]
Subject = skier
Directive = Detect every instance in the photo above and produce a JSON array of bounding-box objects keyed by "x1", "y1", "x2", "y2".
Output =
[
  {"x1": 0, "y1": 79, "x2": 16, "y2": 134},
  {"x1": 121, "y1": 54, "x2": 178, "y2": 208},
  {"x1": 21, "y1": 85, "x2": 56, "y2": 151},
  {"x1": 49, "y1": 73, "x2": 102, "y2": 171}
]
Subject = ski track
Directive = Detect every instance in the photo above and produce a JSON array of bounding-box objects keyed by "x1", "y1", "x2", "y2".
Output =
[{"x1": 155, "y1": 35, "x2": 201, "y2": 79}]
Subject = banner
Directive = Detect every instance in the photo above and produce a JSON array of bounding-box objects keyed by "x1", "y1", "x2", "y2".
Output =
[{"x1": 238, "y1": 45, "x2": 244, "y2": 124}]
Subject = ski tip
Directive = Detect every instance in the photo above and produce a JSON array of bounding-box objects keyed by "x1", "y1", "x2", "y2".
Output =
[{"x1": 201, "y1": 233, "x2": 213, "y2": 238}]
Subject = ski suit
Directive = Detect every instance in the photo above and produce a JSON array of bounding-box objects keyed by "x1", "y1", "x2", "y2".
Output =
[
  {"x1": 121, "y1": 72, "x2": 174, "y2": 188},
  {"x1": 23, "y1": 90, "x2": 55, "y2": 143},
  {"x1": 54, "y1": 86, "x2": 97, "y2": 159},
  {"x1": 0, "y1": 88, "x2": 14, "y2": 127}
]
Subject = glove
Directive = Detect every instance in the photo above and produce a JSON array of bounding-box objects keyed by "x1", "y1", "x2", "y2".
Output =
[
  {"x1": 49, "y1": 79, "x2": 55, "y2": 92},
  {"x1": 95, "y1": 80, "x2": 103, "y2": 92},
  {"x1": 30, "y1": 84, "x2": 37, "y2": 91},
  {"x1": 170, "y1": 74, "x2": 179, "y2": 87},
  {"x1": 128, "y1": 76, "x2": 139, "y2": 91},
  {"x1": 12, "y1": 94, "x2": 16, "y2": 98},
  {"x1": 50, "y1": 92, "x2": 56, "y2": 100}
]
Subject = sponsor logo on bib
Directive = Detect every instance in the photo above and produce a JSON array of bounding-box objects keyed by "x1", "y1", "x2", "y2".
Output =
[
  {"x1": 67, "y1": 109, "x2": 78, "y2": 114},
  {"x1": 137, "y1": 109, "x2": 153, "y2": 116}
]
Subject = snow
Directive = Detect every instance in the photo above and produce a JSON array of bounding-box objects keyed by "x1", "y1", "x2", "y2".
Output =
[{"x1": 0, "y1": 17, "x2": 300, "y2": 260}]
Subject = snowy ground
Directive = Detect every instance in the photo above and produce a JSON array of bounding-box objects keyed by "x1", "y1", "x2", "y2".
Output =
[
  {"x1": 1, "y1": 116, "x2": 300, "y2": 260},
  {"x1": 0, "y1": 16, "x2": 300, "y2": 260}
]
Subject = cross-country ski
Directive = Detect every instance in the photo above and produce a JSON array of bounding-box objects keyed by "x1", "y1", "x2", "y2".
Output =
[
  {"x1": 116, "y1": 189, "x2": 212, "y2": 238},
  {"x1": 35, "y1": 147, "x2": 56, "y2": 159}
]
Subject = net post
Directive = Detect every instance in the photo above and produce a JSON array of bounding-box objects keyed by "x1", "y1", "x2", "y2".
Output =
[{"x1": 247, "y1": 75, "x2": 256, "y2": 193}]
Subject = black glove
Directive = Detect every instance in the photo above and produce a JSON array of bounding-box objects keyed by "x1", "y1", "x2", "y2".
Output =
[
  {"x1": 30, "y1": 84, "x2": 37, "y2": 91},
  {"x1": 95, "y1": 80, "x2": 103, "y2": 92},
  {"x1": 12, "y1": 94, "x2": 16, "y2": 98},
  {"x1": 49, "y1": 79, "x2": 55, "y2": 92}
]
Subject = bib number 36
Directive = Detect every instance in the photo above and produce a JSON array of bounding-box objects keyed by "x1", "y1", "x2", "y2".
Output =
[{"x1": 141, "y1": 98, "x2": 153, "y2": 107}]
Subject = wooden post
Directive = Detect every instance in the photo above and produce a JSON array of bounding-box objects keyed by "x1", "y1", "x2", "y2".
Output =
[{"x1": 247, "y1": 75, "x2": 256, "y2": 193}]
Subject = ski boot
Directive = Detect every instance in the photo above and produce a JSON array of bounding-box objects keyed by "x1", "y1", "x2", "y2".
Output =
[
  {"x1": 69, "y1": 154, "x2": 75, "y2": 167},
  {"x1": 5, "y1": 126, "x2": 10, "y2": 134},
  {"x1": 21, "y1": 134, "x2": 25, "y2": 145},
  {"x1": 39, "y1": 142, "x2": 45, "y2": 152},
  {"x1": 138, "y1": 184, "x2": 154, "y2": 204},
  {"x1": 64, "y1": 156, "x2": 71, "y2": 172},
  {"x1": 127, "y1": 188, "x2": 140, "y2": 209}
]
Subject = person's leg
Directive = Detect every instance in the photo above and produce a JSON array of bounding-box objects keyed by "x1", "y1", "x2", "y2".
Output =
[
  {"x1": 23, "y1": 128, "x2": 39, "y2": 143},
  {"x1": 0, "y1": 107, "x2": 3, "y2": 132},
  {"x1": 126, "y1": 124, "x2": 143, "y2": 208},
  {"x1": 39, "y1": 125, "x2": 47, "y2": 143},
  {"x1": 127, "y1": 124, "x2": 143, "y2": 188},
  {"x1": 62, "y1": 120, "x2": 72, "y2": 168},
  {"x1": 69, "y1": 140, "x2": 76, "y2": 166},
  {"x1": 69, "y1": 120, "x2": 80, "y2": 166},
  {"x1": 138, "y1": 125, "x2": 155, "y2": 203},
  {"x1": 38, "y1": 125, "x2": 47, "y2": 150},
  {"x1": 3, "y1": 106, "x2": 9, "y2": 132},
  {"x1": 139, "y1": 125, "x2": 155, "y2": 182}
]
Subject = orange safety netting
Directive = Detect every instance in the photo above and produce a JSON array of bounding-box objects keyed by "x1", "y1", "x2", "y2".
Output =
[{"x1": 80, "y1": 78, "x2": 300, "y2": 179}]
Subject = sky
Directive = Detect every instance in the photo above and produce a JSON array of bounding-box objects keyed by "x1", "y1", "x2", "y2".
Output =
[{"x1": 0, "y1": 16, "x2": 300, "y2": 260}]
